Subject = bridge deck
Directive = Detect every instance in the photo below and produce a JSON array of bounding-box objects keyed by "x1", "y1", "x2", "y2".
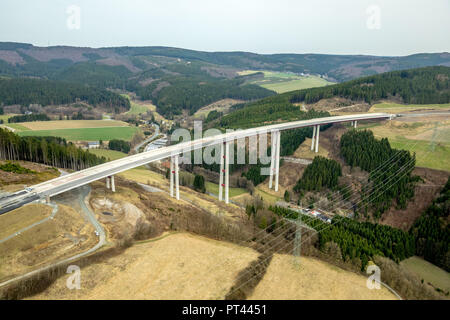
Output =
[{"x1": 2, "y1": 113, "x2": 392, "y2": 206}]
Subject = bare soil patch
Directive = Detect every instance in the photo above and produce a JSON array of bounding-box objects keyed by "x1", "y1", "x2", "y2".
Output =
[
  {"x1": 303, "y1": 97, "x2": 370, "y2": 113},
  {"x1": 380, "y1": 167, "x2": 450, "y2": 230},
  {"x1": 194, "y1": 98, "x2": 244, "y2": 119}
]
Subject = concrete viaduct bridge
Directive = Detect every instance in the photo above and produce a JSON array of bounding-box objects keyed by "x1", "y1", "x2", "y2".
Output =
[{"x1": 0, "y1": 113, "x2": 393, "y2": 214}]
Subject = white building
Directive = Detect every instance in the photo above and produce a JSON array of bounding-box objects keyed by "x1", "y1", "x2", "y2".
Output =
[{"x1": 88, "y1": 141, "x2": 100, "y2": 149}]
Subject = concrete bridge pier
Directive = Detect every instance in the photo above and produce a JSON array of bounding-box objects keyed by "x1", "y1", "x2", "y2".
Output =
[
  {"x1": 354, "y1": 120, "x2": 357, "y2": 128},
  {"x1": 268, "y1": 130, "x2": 281, "y2": 191},
  {"x1": 218, "y1": 141, "x2": 230, "y2": 204},
  {"x1": 224, "y1": 141, "x2": 230, "y2": 204},
  {"x1": 219, "y1": 142, "x2": 224, "y2": 201},
  {"x1": 311, "y1": 125, "x2": 316, "y2": 151},
  {"x1": 315, "y1": 125, "x2": 320, "y2": 153},
  {"x1": 274, "y1": 130, "x2": 281, "y2": 192},
  {"x1": 106, "y1": 177, "x2": 110, "y2": 189},
  {"x1": 110, "y1": 176, "x2": 115, "y2": 193},
  {"x1": 170, "y1": 157, "x2": 174, "y2": 198},
  {"x1": 175, "y1": 155, "x2": 179, "y2": 200},
  {"x1": 269, "y1": 130, "x2": 277, "y2": 189},
  {"x1": 170, "y1": 155, "x2": 179, "y2": 200}
]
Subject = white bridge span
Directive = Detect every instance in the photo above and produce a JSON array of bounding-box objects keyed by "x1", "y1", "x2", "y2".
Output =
[{"x1": 0, "y1": 113, "x2": 393, "y2": 213}]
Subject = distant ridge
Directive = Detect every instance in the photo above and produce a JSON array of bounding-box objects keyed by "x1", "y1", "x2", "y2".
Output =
[{"x1": 0, "y1": 42, "x2": 449, "y2": 82}]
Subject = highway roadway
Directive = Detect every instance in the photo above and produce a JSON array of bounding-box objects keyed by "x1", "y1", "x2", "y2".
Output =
[{"x1": 0, "y1": 112, "x2": 392, "y2": 214}]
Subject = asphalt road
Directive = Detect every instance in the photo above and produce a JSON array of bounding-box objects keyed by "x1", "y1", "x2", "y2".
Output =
[{"x1": 133, "y1": 123, "x2": 160, "y2": 153}]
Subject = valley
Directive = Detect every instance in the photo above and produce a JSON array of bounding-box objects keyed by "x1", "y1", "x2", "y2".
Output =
[{"x1": 0, "y1": 43, "x2": 449, "y2": 302}]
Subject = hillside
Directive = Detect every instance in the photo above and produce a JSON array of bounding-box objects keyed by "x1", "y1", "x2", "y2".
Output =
[
  {"x1": 289, "y1": 66, "x2": 450, "y2": 105},
  {"x1": 219, "y1": 66, "x2": 450, "y2": 128},
  {"x1": 0, "y1": 78, "x2": 130, "y2": 113},
  {"x1": 1, "y1": 43, "x2": 449, "y2": 118},
  {"x1": 248, "y1": 254, "x2": 397, "y2": 300},
  {"x1": 27, "y1": 233, "x2": 397, "y2": 300},
  {"x1": 2, "y1": 43, "x2": 448, "y2": 82}
]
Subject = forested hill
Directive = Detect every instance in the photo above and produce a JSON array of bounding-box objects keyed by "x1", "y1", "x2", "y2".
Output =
[
  {"x1": 289, "y1": 66, "x2": 450, "y2": 105},
  {"x1": 0, "y1": 78, "x2": 130, "y2": 112},
  {"x1": 1, "y1": 43, "x2": 449, "y2": 118},
  {"x1": 218, "y1": 66, "x2": 450, "y2": 128},
  {"x1": 410, "y1": 177, "x2": 450, "y2": 272},
  {"x1": 0, "y1": 128, "x2": 105, "y2": 170},
  {"x1": 1, "y1": 42, "x2": 449, "y2": 82}
]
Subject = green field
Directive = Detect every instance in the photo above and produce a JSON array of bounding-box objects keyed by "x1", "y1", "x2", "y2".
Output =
[
  {"x1": 205, "y1": 181, "x2": 247, "y2": 198},
  {"x1": 17, "y1": 126, "x2": 140, "y2": 142},
  {"x1": 128, "y1": 104, "x2": 149, "y2": 115},
  {"x1": 389, "y1": 136, "x2": 450, "y2": 171},
  {"x1": 0, "y1": 114, "x2": 18, "y2": 123},
  {"x1": 242, "y1": 70, "x2": 333, "y2": 94},
  {"x1": 357, "y1": 121, "x2": 450, "y2": 172},
  {"x1": 370, "y1": 102, "x2": 450, "y2": 113},
  {"x1": 89, "y1": 149, "x2": 128, "y2": 161},
  {"x1": 259, "y1": 78, "x2": 331, "y2": 93},
  {"x1": 2, "y1": 123, "x2": 30, "y2": 131},
  {"x1": 401, "y1": 256, "x2": 450, "y2": 293},
  {"x1": 121, "y1": 94, "x2": 154, "y2": 115}
]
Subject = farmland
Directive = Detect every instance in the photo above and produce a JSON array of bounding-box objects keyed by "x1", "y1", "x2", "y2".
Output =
[
  {"x1": 16, "y1": 126, "x2": 140, "y2": 142},
  {"x1": 357, "y1": 119, "x2": 450, "y2": 171},
  {"x1": 239, "y1": 70, "x2": 333, "y2": 94},
  {"x1": 2, "y1": 123, "x2": 29, "y2": 131},
  {"x1": 370, "y1": 102, "x2": 450, "y2": 113},
  {"x1": 389, "y1": 137, "x2": 450, "y2": 171},
  {"x1": 1, "y1": 119, "x2": 139, "y2": 142},
  {"x1": 18, "y1": 120, "x2": 129, "y2": 130}
]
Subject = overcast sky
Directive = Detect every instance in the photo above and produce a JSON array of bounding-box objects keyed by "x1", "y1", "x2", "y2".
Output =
[{"x1": 0, "y1": 0, "x2": 449, "y2": 56}]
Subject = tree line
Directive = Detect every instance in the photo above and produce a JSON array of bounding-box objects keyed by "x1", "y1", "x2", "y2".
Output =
[
  {"x1": 410, "y1": 177, "x2": 450, "y2": 271},
  {"x1": 8, "y1": 113, "x2": 50, "y2": 123},
  {"x1": 340, "y1": 130, "x2": 417, "y2": 219},
  {"x1": 289, "y1": 66, "x2": 450, "y2": 105},
  {"x1": 108, "y1": 139, "x2": 131, "y2": 154},
  {"x1": 270, "y1": 206, "x2": 415, "y2": 270},
  {"x1": 0, "y1": 128, "x2": 105, "y2": 170},
  {"x1": 0, "y1": 78, "x2": 130, "y2": 113},
  {"x1": 139, "y1": 78, "x2": 274, "y2": 118},
  {"x1": 294, "y1": 156, "x2": 342, "y2": 192},
  {"x1": 218, "y1": 66, "x2": 450, "y2": 131}
]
